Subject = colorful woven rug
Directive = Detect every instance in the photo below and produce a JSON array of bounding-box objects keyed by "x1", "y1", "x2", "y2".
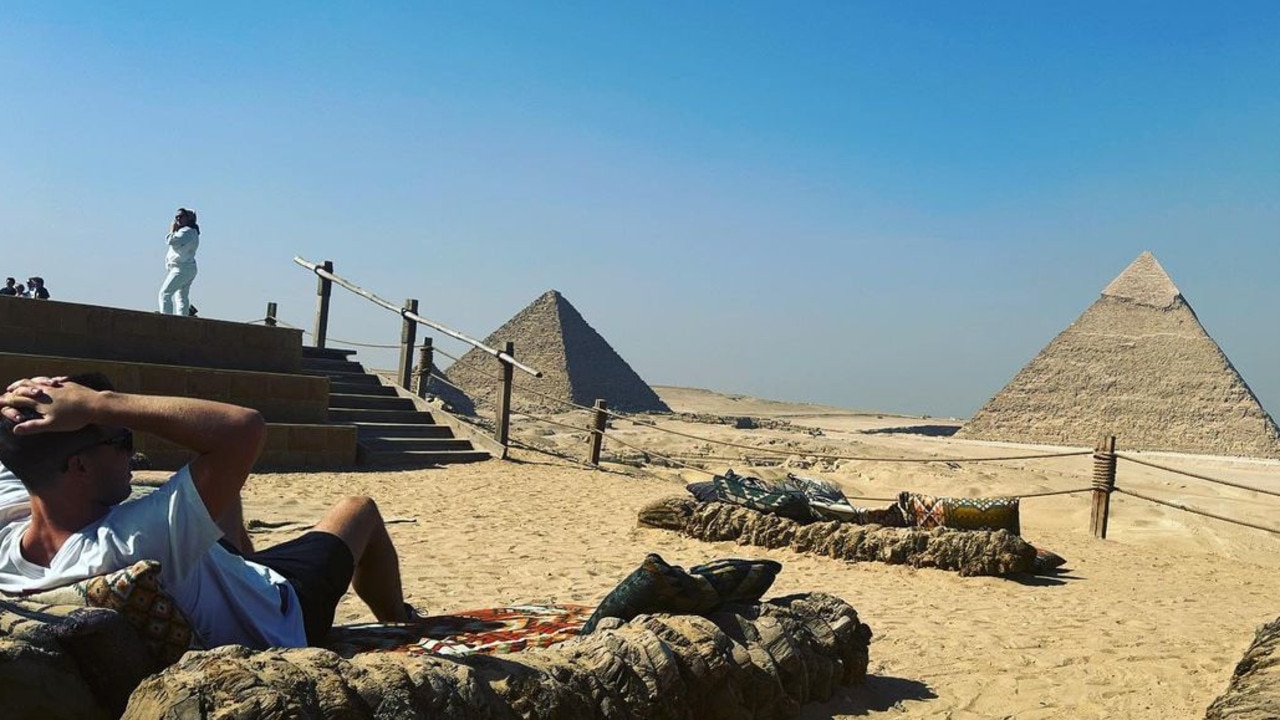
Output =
[{"x1": 323, "y1": 604, "x2": 593, "y2": 659}]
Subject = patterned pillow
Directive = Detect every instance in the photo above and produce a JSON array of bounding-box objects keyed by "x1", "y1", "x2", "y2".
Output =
[
  {"x1": 18, "y1": 560, "x2": 199, "y2": 665},
  {"x1": 897, "y1": 492, "x2": 1021, "y2": 535},
  {"x1": 713, "y1": 470, "x2": 813, "y2": 522},
  {"x1": 684, "y1": 481, "x2": 718, "y2": 503}
]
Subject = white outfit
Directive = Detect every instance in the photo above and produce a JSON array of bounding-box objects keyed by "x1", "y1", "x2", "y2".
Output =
[
  {"x1": 159, "y1": 226, "x2": 199, "y2": 316},
  {"x1": 0, "y1": 464, "x2": 306, "y2": 649}
]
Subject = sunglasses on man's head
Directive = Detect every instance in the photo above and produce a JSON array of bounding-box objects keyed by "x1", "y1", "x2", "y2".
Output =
[{"x1": 61, "y1": 429, "x2": 134, "y2": 471}]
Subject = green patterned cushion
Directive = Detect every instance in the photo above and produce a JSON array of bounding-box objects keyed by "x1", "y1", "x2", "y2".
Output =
[
  {"x1": 582, "y1": 553, "x2": 782, "y2": 633},
  {"x1": 19, "y1": 560, "x2": 198, "y2": 665},
  {"x1": 713, "y1": 470, "x2": 813, "y2": 522}
]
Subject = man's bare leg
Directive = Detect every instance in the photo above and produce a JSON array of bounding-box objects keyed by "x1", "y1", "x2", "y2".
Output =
[
  {"x1": 312, "y1": 495, "x2": 409, "y2": 622},
  {"x1": 216, "y1": 497, "x2": 255, "y2": 555}
]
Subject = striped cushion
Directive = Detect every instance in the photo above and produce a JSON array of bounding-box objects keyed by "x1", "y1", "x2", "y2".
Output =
[{"x1": 897, "y1": 492, "x2": 1021, "y2": 535}]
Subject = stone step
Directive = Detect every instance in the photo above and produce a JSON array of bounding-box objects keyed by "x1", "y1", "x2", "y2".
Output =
[
  {"x1": 352, "y1": 422, "x2": 448, "y2": 438},
  {"x1": 330, "y1": 379, "x2": 399, "y2": 396},
  {"x1": 302, "y1": 346, "x2": 358, "y2": 360},
  {"x1": 136, "y1": 423, "x2": 357, "y2": 470},
  {"x1": 301, "y1": 357, "x2": 366, "y2": 374},
  {"x1": 0, "y1": 351, "x2": 329, "y2": 424},
  {"x1": 361, "y1": 449, "x2": 491, "y2": 466},
  {"x1": 359, "y1": 437, "x2": 476, "y2": 452},
  {"x1": 329, "y1": 408, "x2": 441, "y2": 424},
  {"x1": 302, "y1": 368, "x2": 377, "y2": 382},
  {"x1": 330, "y1": 393, "x2": 417, "y2": 411}
]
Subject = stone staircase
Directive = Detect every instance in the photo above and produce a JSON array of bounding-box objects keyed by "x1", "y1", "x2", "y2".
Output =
[{"x1": 301, "y1": 347, "x2": 490, "y2": 466}]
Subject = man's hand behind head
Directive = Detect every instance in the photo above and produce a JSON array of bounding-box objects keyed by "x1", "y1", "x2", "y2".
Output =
[{"x1": 0, "y1": 380, "x2": 105, "y2": 436}]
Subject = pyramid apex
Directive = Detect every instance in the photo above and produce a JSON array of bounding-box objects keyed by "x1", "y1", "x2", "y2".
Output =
[{"x1": 1101, "y1": 251, "x2": 1181, "y2": 309}]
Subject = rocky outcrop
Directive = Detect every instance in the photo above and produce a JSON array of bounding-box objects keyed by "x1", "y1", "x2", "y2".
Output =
[
  {"x1": 1205, "y1": 616, "x2": 1280, "y2": 719},
  {"x1": 640, "y1": 496, "x2": 1036, "y2": 577},
  {"x1": 122, "y1": 592, "x2": 870, "y2": 720}
]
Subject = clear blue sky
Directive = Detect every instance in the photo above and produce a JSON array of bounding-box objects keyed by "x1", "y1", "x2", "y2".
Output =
[{"x1": 3, "y1": 2, "x2": 1277, "y2": 418}]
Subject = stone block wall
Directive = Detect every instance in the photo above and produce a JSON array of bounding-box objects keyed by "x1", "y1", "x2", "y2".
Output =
[
  {"x1": 136, "y1": 425, "x2": 358, "y2": 470},
  {"x1": 0, "y1": 353, "x2": 328, "y2": 424},
  {"x1": 0, "y1": 297, "x2": 302, "y2": 373}
]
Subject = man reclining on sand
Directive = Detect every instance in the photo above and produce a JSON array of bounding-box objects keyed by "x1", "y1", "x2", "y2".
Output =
[{"x1": 0, "y1": 372, "x2": 417, "y2": 649}]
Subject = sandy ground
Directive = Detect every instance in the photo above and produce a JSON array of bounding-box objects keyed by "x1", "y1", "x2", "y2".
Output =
[{"x1": 196, "y1": 386, "x2": 1280, "y2": 719}]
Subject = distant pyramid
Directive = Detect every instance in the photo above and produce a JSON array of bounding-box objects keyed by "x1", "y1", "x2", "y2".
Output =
[
  {"x1": 958, "y1": 252, "x2": 1280, "y2": 458},
  {"x1": 438, "y1": 290, "x2": 671, "y2": 414}
]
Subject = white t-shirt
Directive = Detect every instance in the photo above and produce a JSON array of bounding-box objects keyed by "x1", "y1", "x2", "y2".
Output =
[
  {"x1": 165, "y1": 226, "x2": 200, "y2": 266},
  {"x1": 0, "y1": 464, "x2": 306, "y2": 649}
]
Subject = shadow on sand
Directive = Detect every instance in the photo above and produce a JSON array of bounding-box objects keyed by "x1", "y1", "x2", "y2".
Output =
[
  {"x1": 859, "y1": 424, "x2": 960, "y2": 437},
  {"x1": 798, "y1": 675, "x2": 937, "y2": 718},
  {"x1": 1008, "y1": 570, "x2": 1081, "y2": 587}
]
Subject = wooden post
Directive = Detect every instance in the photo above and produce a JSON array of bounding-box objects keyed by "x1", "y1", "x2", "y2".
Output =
[
  {"x1": 397, "y1": 298, "x2": 419, "y2": 389},
  {"x1": 312, "y1": 260, "x2": 334, "y2": 348},
  {"x1": 588, "y1": 399, "x2": 608, "y2": 466},
  {"x1": 265, "y1": 302, "x2": 278, "y2": 327},
  {"x1": 494, "y1": 341, "x2": 515, "y2": 449},
  {"x1": 416, "y1": 339, "x2": 433, "y2": 399},
  {"x1": 1090, "y1": 435, "x2": 1117, "y2": 539}
]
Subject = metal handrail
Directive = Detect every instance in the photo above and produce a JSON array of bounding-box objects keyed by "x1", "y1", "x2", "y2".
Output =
[{"x1": 293, "y1": 256, "x2": 542, "y2": 377}]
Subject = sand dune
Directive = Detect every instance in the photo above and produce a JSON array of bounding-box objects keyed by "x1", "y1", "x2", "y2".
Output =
[{"x1": 188, "y1": 385, "x2": 1280, "y2": 719}]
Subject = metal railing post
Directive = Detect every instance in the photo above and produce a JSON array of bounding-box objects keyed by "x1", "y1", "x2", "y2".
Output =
[
  {"x1": 495, "y1": 341, "x2": 515, "y2": 449},
  {"x1": 416, "y1": 339, "x2": 433, "y2": 399},
  {"x1": 588, "y1": 399, "x2": 608, "y2": 466},
  {"x1": 397, "y1": 298, "x2": 418, "y2": 389},
  {"x1": 265, "y1": 302, "x2": 278, "y2": 327},
  {"x1": 1090, "y1": 435, "x2": 1117, "y2": 539},
  {"x1": 312, "y1": 260, "x2": 334, "y2": 348}
]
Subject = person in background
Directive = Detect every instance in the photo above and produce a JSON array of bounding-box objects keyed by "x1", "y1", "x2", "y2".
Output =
[
  {"x1": 0, "y1": 278, "x2": 16, "y2": 297},
  {"x1": 13, "y1": 283, "x2": 28, "y2": 298},
  {"x1": 158, "y1": 208, "x2": 200, "y2": 316},
  {"x1": 27, "y1": 277, "x2": 49, "y2": 300}
]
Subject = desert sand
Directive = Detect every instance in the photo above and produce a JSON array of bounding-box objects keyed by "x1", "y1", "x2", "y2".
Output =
[{"x1": 164, "y1": 385, "x2": 1280, "y2": 719}]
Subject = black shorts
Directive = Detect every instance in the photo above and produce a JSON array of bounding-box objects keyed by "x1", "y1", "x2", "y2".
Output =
[{"x1": 221, "y1": 532, "x2": 355, "y2": 645}]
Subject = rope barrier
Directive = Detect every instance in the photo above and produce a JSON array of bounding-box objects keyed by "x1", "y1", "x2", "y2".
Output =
[
  {"x1": 295, "y1": 256, "x2": 542, "y2": 377},
  {"x1": 432, "y1": 339, "x2": 1091, "y2": 465},
  {"x1": 594, "y1": 431, "x2": 717, "y2": 476},
  {"x1": 1019, "y1": 487, "x2": 1094, "y2": 499},
  {"x1": 425, "y1": 369, "x2": 472, "y2": 395},
  {"x1": 262, "y1": 317, "x2": 404, "y2": 349},
  {"x1": 513, "y1": 409, "x2": 593, "y2": 435},
  {"x1": 1112, "y1": 486, "x2": 1280, "y2": 536},
  {"x1": 505, "y1": 438, "x2": 602, "y2": 473},
  {"x1": 1116, "y1": 454, "x2": 1280, "y2": 500}
]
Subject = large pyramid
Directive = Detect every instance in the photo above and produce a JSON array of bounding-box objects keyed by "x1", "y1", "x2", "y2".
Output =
[
  {"x1": 957, "y1": 252, "x2": 1280, "y2": 458},
  {"x1": 438, "y1": 290, "x2": 670, "y2": 414}
]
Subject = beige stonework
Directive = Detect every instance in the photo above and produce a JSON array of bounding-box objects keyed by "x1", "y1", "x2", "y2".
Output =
[{"x1": 958, "y1": 252, "x2": 1280, "y2": 458}]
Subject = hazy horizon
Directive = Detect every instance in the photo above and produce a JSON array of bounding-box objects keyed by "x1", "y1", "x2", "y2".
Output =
[{"x1": 3, "y1": 3, "x2": 1277, "y2": 419}]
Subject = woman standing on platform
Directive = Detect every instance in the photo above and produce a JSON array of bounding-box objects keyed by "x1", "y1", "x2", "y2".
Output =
[{"x1": 158, "y1": 207, "x2": 200, "y2": 316}]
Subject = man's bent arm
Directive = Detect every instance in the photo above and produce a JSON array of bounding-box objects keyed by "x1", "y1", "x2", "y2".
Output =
[{"x1": 4, "y1": 382, "x2": 265, "y2": 522}]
